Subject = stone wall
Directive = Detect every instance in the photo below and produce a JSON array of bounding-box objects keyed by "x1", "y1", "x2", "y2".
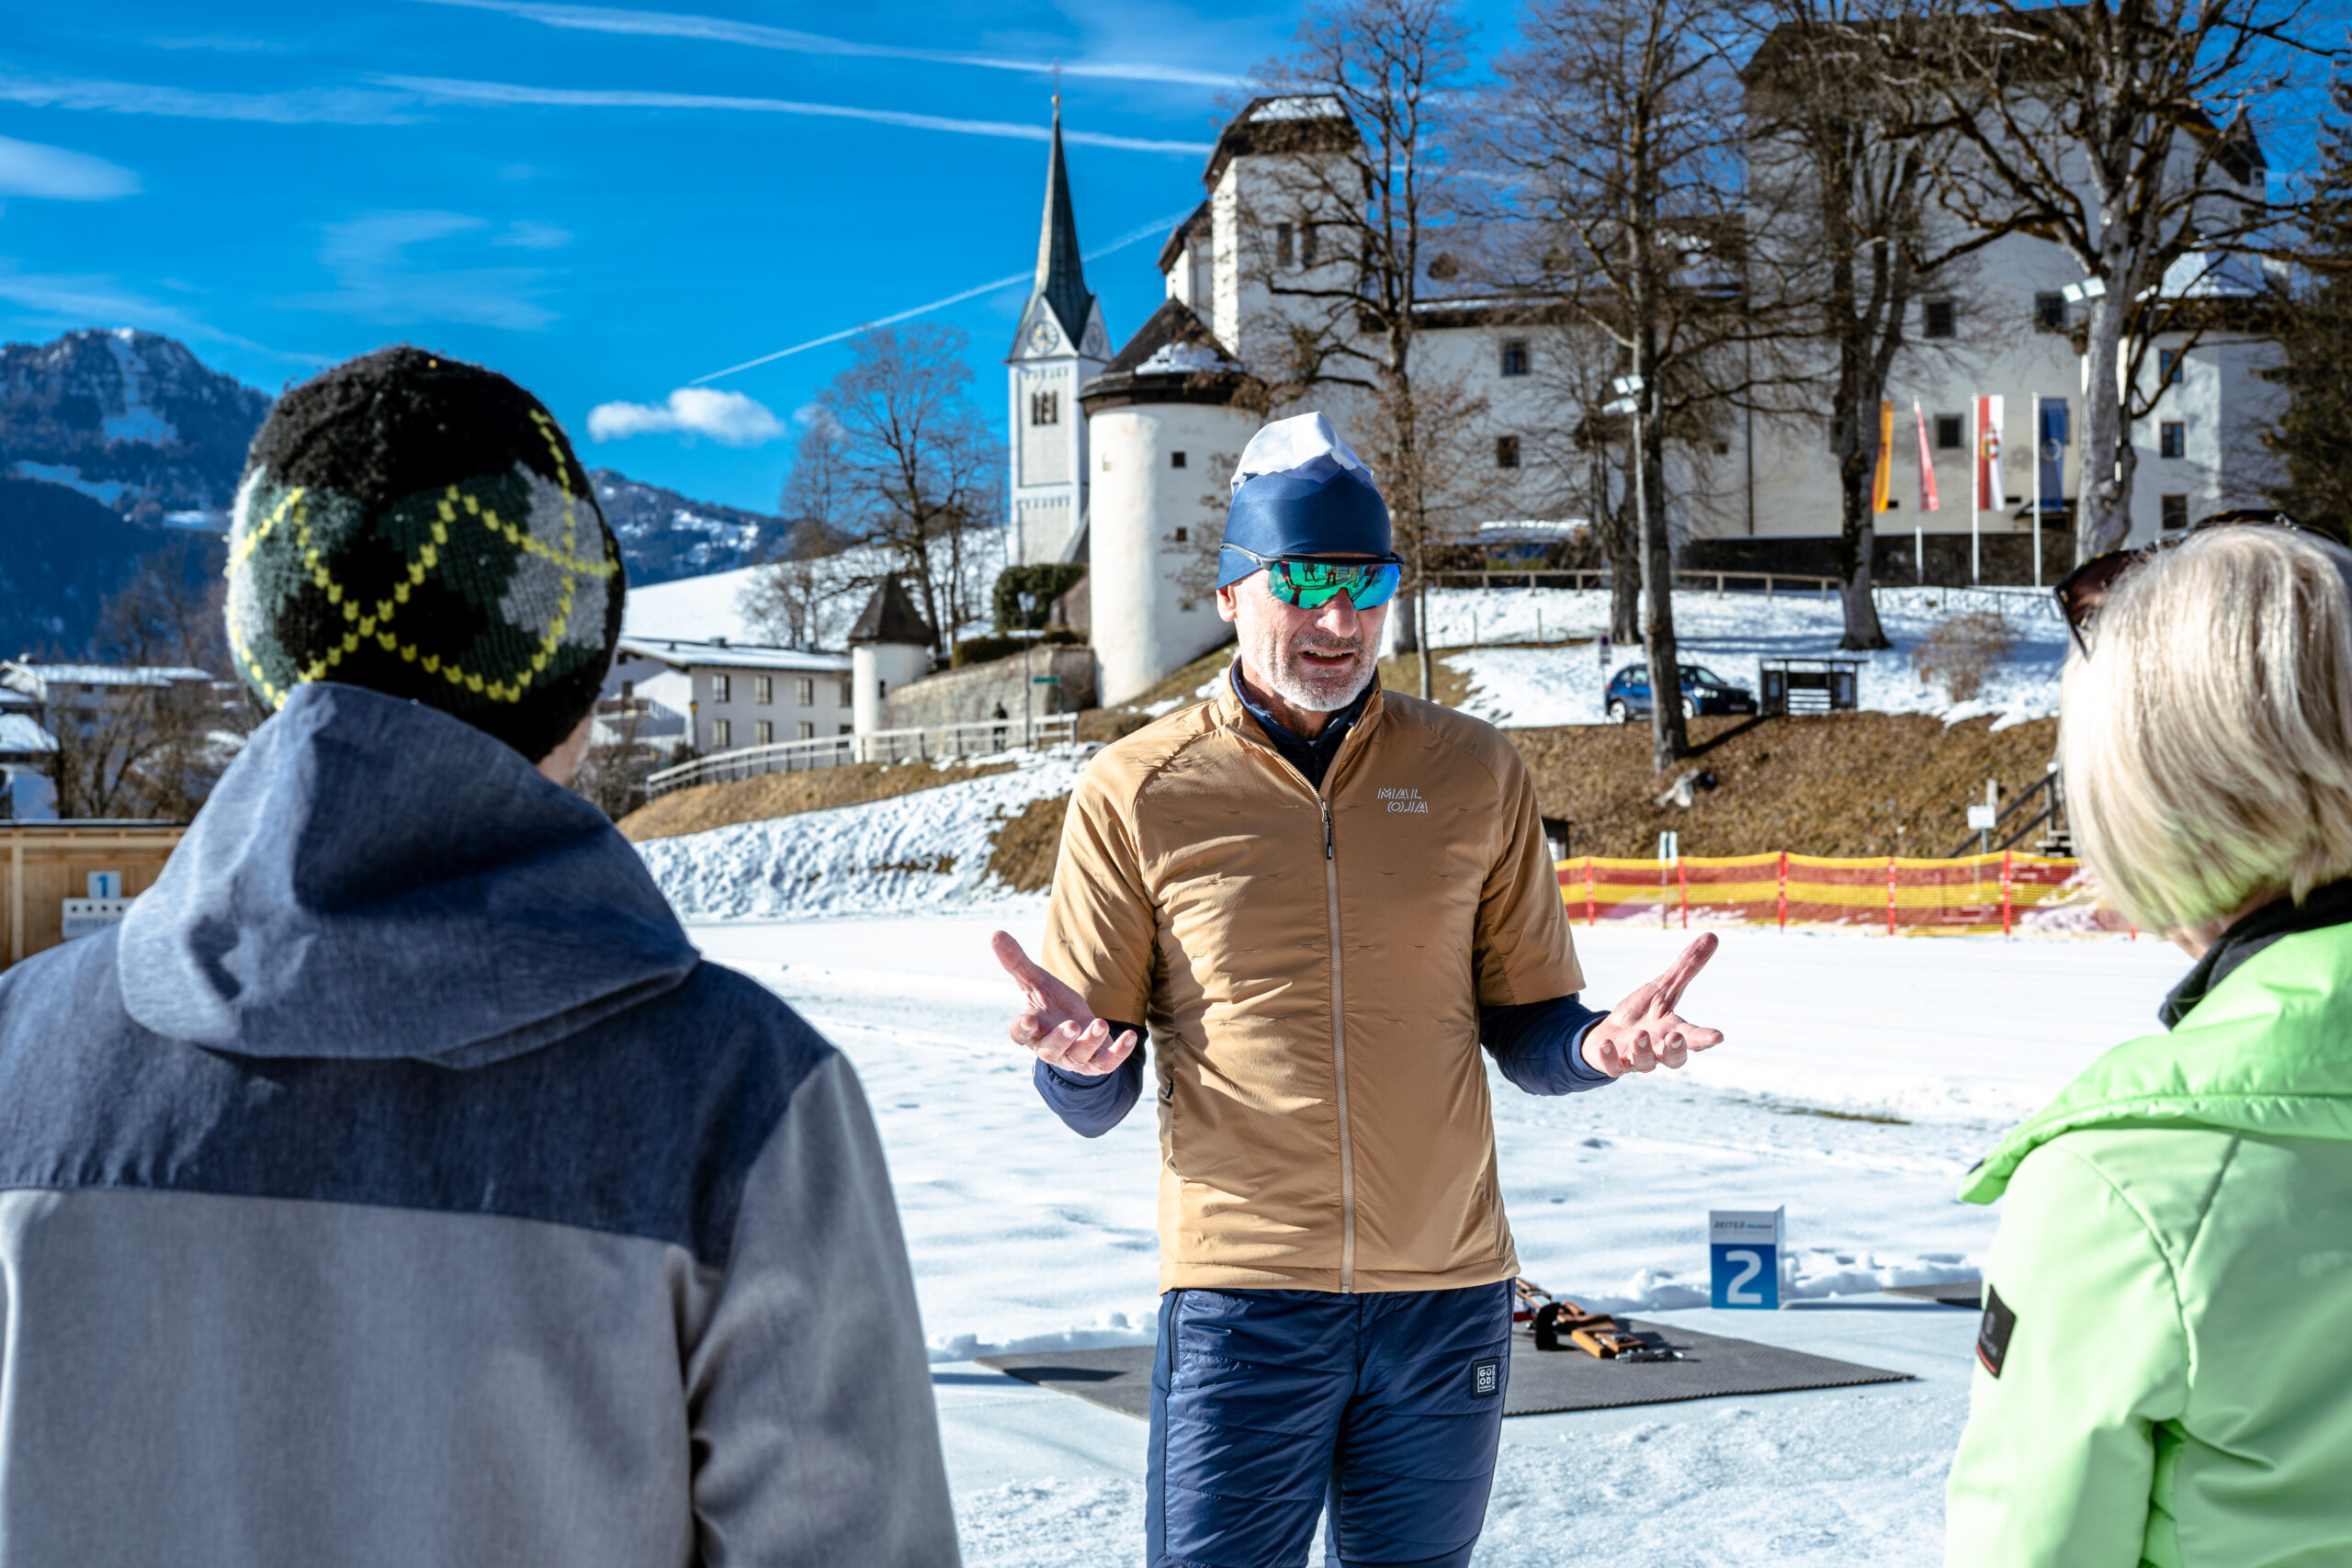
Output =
[{"x1": 883, "y1": 644, "x2": 1096, "y2": 730}]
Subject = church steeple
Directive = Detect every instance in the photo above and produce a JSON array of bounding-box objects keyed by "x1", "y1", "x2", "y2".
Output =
[{"x1": 1032, "y1": 99, "x2": 1095, "y2": 346}]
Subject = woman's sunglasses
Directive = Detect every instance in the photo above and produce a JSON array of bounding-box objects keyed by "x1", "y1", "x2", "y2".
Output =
[
  {"x1": 1226, "y1": 544, "x2": 1406, "y2": 610},
  {"x1": 2053, "y1": 513, "x2": 2311, "y2": 656}
]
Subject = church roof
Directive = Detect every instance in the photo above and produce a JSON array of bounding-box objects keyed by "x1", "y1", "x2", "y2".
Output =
[
  {"x1": 1030, "y1": 102, "x2": 1098, "y2": 346},
  {"x1": 1202, "y1": 96, "x2": 1358, "y2": 189},
  {"x1": 1156, "y1": 200, "x2": 1212, "y2": 276},
  {"x1": 847, "y1": 577, "x2": 936, "y2": 647}
]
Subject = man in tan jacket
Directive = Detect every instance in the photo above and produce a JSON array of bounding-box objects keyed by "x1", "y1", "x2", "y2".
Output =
[{"x1": 992, "y1": 412, "x2": 1720, "y2": 1568}]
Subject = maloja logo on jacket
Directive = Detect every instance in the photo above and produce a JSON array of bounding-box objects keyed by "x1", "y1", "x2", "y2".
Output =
[{"x1": 1377, "y1": 787, "x2": 1430, "y2": 814}]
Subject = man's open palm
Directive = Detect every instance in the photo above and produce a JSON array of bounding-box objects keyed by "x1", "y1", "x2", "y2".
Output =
[
  {"x1": 991, "y1": 931, "x2": 1138, "y2": 1077},
  {"x1": 1580, "y1": 932, "x2": 1725, "y2": 1077}
]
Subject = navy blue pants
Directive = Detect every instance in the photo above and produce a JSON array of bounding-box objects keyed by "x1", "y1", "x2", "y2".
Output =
[{"x1": 1147, "y1": 1282, "x2": 1512, "y2": 1568}]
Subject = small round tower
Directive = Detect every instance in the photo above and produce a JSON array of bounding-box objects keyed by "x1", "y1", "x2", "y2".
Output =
[
  {"x1": 1080, "y1": 300, "x2": 1261, "y2": 707},
  {"x1": 845, "y1": 578, "x2": 935, "y2": 739}
]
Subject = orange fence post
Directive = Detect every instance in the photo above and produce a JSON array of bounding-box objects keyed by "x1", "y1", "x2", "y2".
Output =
[
  {"x1": 1679, "y1": 858, "x2": 1689, "y2": 930},
  {"x1": 1584, "y1": 856, "x2": 1595, "y2": 928},
  {"x1": 1886, "y1": 855, "x2": 1896, "y2": 936},
  {"x1": 1777, "y1": 852, "x2": 1788, "y2": 931},
  {"x1": 2001, "y1": 851, "x2": 2013, "y2": 937}
]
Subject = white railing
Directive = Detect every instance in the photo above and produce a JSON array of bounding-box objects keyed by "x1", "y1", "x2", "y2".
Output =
[{"x1": 644, "y1": 715, "x2": 1079, "y2": 797}]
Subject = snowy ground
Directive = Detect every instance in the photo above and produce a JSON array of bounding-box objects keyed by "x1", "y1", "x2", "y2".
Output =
[
  {"x1": 686, "y1": 908, "x2": 2190, "y2": 1565},
  {"x1": 1419, "y1": 585, "x2": 2066, "y2": 730}
]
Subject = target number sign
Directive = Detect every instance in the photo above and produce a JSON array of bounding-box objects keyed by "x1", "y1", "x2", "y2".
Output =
[{"x1": 1710, "y1": 1208, "x2": 1786, "y2": 1310}]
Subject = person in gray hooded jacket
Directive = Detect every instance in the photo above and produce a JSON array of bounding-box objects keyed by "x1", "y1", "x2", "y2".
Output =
[{"x1": 0, "y1": 347, "x2": 960, "y2": 1567}]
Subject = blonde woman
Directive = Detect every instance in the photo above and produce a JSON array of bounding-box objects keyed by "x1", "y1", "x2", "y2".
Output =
[{"x1": 1944, "y1": 525, "x2": 2352, "y2": 1565}]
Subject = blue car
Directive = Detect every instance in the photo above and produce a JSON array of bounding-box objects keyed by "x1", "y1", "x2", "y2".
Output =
[{"x1": 1605, "y1": 662, "x2": 1758, "y2": 723}]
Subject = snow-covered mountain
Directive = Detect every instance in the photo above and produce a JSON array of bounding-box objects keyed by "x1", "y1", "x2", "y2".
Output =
[
  {"x1": 590, "y1": 468, "x2": 796, "y2": 586},
  {"x1": 0, "y1": 329, "x2": 273, "y2": 524}
]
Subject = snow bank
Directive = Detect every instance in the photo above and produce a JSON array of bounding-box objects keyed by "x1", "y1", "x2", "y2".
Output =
[
  {"x1": 1424, "y1": 584, "x2": 2065, "y2": 729},
  {"x1": 636, "y1": 750, "x2": 1089, "y2": 919}
]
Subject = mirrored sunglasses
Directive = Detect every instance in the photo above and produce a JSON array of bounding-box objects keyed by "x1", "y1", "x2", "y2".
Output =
[
  {"x1": 1227, "y1": 545, "x2": 1405, "y2": 610},
  {"x1": 2054, "y1": 512, "x2": 2312, "y2": 656}
]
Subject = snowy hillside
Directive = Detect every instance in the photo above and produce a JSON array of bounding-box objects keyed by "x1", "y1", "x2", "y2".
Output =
[
  {"x1": 1421, "y1": 584, "x2": 2064, "y2": 729},
  {"x1": 590, "y1": 468, "x2": 798, "y2": 585},
  {"x1": 636, "y1": 751, "x2": 1089, "y2": 919}
]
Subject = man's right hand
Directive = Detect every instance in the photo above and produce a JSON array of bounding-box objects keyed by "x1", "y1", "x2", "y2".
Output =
[{"x1": 990, "y1": 931, "x2": 1138, "y2": 1077}]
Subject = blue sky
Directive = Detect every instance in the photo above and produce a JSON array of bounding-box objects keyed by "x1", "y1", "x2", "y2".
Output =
[
  {"x1": 0, "y1": 0, "x2": 1338, "y2": 510},
  {"x1": 1, "y1": 2, "x2": 2335, "y2": 514}
]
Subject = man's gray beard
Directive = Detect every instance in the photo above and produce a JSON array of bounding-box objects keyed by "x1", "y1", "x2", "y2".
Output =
[{"x1": 1269, "y1": 643, "x2": 1374, "y2": 714}]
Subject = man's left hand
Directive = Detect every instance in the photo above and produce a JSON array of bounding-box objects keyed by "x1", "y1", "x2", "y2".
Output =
[{"x1": 1580, "y1": 932, "x2": 1724, "y2": 1077}]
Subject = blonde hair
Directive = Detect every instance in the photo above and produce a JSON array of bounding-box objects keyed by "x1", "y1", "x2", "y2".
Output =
[{"x1": 2063, "y1": 527, "x2": 2352, "y2": 936}]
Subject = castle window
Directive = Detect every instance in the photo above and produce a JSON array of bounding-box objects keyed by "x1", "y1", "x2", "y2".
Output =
[
  {"x1": 710, "y1": 673, "x2": 730, "y2": 703},
  {"x1": 2159, "y1": 422, "x2": 2186, "y2": 458},
  {"x1": 2034, "y1": 292, "x2": 2066, "y2": 330},
  {"x1": 1923, "y1": 299, "x2": 1956, "y2": 339},
  {"x1": 795, "y1": 677, "x2": 815, "y2": 706},
  {"x1": 1170, "y1": 451, "x2": 1187, "y2": 468},
  {"x1": 1174, "y1": 526, "x2": 1189, "y2": 542},
  {"x1": 1030, "y1": 390, "x2": 1059, "y2": 426},
  {"x1": 1936, "y1": 414, "x2": 1963, "y2": 450},
  {"x1": 1301, "y1": 223, "x2": 1318, "y2": 267},
  {"x1": 797, "y1": 721, "x2": 815, "y2": 740},
  {"x1": 753, "y1": 675, "x2": 773, "y2": 705},
  {"x1": 2161, "y1": 493, "x2": 2188, "y2": 530},
  {"x1": 755, "y1": 720, "x2": 774, "y2": 746},
  {"x1": 1500, "y1": 340, "x2": 1530, "y2": 377},
  {"x1": 1496, "y1": 434, "x2": 1521, "y2": 469},
  {"x1": 711, "y1": 718, "x2": 731, "y2": 749},
  {"x1": 2159, "y1": 349, "x2": 2183, "y2": 386},
  {"x1": 1275, "y1": 222, "x2": 1295, "y2": 267},
  {"x1": 838, "y1": 679, "x2": 854, "y2": 707}
]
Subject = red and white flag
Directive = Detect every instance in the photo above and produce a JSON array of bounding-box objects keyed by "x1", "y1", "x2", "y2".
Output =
[
  {"x1": 1973, "y1": 396, "x2": 2006, "y2": 513},
  {"x1": 1914, "y1": 398, "x2": 1939, "y2": 513}
]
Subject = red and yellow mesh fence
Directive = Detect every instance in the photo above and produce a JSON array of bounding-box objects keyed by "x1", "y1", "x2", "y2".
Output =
[{"x1": 1555, "y1": 852, "x2": 2136, "y2": 937}]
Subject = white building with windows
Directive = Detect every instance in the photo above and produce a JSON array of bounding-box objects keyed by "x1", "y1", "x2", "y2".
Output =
[
  {"x1": 601, "y1": 637, "x2": 853, "y2": 755},
  {"x1": 1020, "y1": 82, "x2": 2285, "y2": 699}
]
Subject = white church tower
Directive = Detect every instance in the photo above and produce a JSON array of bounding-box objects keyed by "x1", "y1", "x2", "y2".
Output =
[{"x1": 1006, "y1": 101, "x2": 1111, "y2": 567}]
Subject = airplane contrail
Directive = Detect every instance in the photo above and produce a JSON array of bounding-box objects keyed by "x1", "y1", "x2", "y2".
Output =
[
  {"x1": 686, "y1": 209, "x2": 1195, "y2": 386},
  {"x1": 379, "y1": 75, "x2": 1215, "y2": 153},
  {"x1": 410, "y1": 0, "x2": 1246, "y2": 89}
]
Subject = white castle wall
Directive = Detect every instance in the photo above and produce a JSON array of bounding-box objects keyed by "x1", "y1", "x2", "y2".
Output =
[{"x1": 1089, "y1": 401, "x2": 1259, "y2": 705}]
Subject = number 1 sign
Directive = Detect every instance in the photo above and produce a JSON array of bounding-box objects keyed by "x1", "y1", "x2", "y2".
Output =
[{"x1": 1710, "y1": 1208, "x2": 1786, "y2": 1310}]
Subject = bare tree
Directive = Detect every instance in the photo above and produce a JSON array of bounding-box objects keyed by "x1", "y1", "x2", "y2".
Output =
[
  {"x1": 52, "y1": 542, "x2": 243, "y2": 820},
  {"x1": 741, "y1": 416, "x2": 869, "y2": 648},
  {"x1": 1523, "y1": 314, "x2": 1645, "y2": 643},
  {"x1": 1745, "y1": 0, "x2": 1970, "y2": 649},
  {"x1": 1250, "y1": 0, "x2": 1478, "y2": 693},
  {"x1": 817, "y1": 323, "x2": 1007, "y2": 655},
  {"x1": 1487, "y1": 0, "x2": 1758, "y2": 768},
  {"x1": 2261, "y1": 77, "x2": 2352, "y2": 536},
  {"x1": 1891, "y1": 0, "x2": 2302, "y2": 558}
]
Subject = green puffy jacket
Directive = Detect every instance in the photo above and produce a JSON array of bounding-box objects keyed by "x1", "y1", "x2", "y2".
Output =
[{"x1": 1944, "y1": 923, "x2": 2352, "y2": 1568}]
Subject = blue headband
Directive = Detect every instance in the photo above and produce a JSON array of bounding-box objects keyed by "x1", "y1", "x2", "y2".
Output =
[{"x1": 1216, "y1": 455, "x2": 1393, "y2": 589}]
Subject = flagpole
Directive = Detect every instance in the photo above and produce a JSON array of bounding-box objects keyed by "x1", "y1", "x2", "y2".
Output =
[
  {"x1": 1971, "y1": 397, "x2": 1983, "y2": 586},
  {"x1": 2031, "y1": 396, "x2": 2043, "y2": 591}
]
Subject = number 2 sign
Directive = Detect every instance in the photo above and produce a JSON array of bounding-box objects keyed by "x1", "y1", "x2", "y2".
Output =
[{"x1": 1710, "y1": 1208, "x2": 1786, "y2": 1310}]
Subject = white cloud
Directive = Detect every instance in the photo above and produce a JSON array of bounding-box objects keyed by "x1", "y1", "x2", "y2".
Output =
[
  {"x1": 0, "y1": 135, "x2": 138, "y2": 200},
  {"x1": 587, "y1": 388, "x2": 786, "y2": 445},
  {"x1": 290, "y1": 209, "x2": 556, "y2": 330},
  {"x1": 409, "y1": 0, "x2": 1244, "y2": 87},
  {"x1": 374, "y1": 75, "x2": 1213, "y2": 152},
  {"x1": 494, "y1": 219, "x2": 572, "y2": 249}
]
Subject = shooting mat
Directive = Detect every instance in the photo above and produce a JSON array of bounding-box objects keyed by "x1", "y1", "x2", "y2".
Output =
[
  {"x1": 973, "y1": 1319, "x2": 1911, "y2": 1421},
  {"x1": 1881, "y1": 1280, "x2": 1985, "y2": 1309}
]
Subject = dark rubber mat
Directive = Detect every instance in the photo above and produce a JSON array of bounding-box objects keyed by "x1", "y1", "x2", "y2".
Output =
[
  {"x1": 1881, "y1": 1280, "x2": 1984, "y2": 1309},
  {"x1": 974, "y1": 1320, "x2": 1911, "y2": 1421}
]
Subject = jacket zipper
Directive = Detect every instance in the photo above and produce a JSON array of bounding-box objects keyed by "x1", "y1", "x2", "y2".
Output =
[{"x1": 1321, "y1": 793, "x2": 1355, "y2": 1293}]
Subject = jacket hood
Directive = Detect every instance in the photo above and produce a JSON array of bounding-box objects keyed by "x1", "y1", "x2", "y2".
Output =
[
  {"x1": 1962, "y1": 923, "x2": 2352, "y2": 1203},
  {"x1": 118, "y1": 682, "x2": 697, "y2": 1066}
]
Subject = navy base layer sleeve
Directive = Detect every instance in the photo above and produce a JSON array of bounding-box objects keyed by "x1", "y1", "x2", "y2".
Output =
[{"x1": 1033, "y1": 1022, "x2": 1147, "y2": 1138}]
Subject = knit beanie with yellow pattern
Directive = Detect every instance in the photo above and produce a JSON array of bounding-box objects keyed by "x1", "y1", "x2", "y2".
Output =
[{"x1": 226, "y1": 346, "x2": 626, "y2": 762}]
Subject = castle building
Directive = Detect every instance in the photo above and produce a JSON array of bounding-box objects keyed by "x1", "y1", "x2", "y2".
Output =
[
  {"x1": 1004, "y1": 101, "x2": 1111, "y2": 570},
  {"x1": 1031, "y1": 84, "x2": 2285, "y2": 701}
]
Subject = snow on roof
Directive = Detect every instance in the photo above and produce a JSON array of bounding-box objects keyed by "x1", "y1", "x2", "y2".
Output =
[
  {"x1": 6, "y1": 662, "x2": 217, "y2": 688},
  {"x1": 613, "y1": 637, "x2": 850, "y2": 672},
  {"x1": 0, "y1": 714, "x2": 57, "y2": 754}
]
